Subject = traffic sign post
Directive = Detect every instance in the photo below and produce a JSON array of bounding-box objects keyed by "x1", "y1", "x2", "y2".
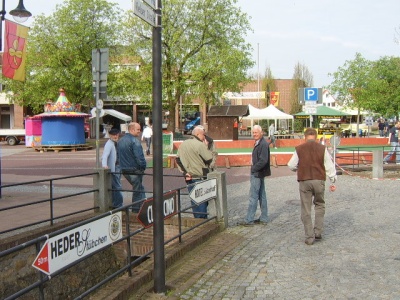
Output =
[
  {"x1": 189, "y1": 179, "x2": 217, "y2": 205},
  {"x1": 92, "y1": 48, "x2": 109, "y2": 168},
  {"x1": 132, "y1": 0, "x2": 164, "y2": 292}
]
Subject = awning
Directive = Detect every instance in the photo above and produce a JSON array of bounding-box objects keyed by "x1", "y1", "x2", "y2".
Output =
[
  {"x1": 90, "y1": 108, "x2": 132, "y2": 122},
  {"x1": 294, "y1": 106, "x2": 351, "y2": 119}
]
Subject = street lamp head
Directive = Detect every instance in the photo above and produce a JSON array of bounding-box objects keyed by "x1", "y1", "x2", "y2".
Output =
[{"x1": 9, "y1": 0, "x2": 32, "y2": 23}]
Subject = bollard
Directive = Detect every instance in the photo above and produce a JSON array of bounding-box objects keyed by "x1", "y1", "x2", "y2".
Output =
[
  {"x1": 372, "y1": 149, "x2": 384, "y2": 179},
  {"x1": 207, "y1": 171, "x2": 228, "y2": 228},
  {"x1": 93, "y1": 168, "x2": 112, "y2": 212}
]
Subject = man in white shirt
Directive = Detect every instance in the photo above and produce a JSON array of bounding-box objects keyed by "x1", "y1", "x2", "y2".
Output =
[{"x1": 141, "y1": 124, "x2": 153, "y2": 155}]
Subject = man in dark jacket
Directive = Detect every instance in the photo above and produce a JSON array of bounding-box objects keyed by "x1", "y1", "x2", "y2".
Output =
[
  {"x1": 242, "y1": 125, "x2": 271, "y2": 226},
  {"x1": 118, "y1": 122, "x2": 147, "y2": 213}
]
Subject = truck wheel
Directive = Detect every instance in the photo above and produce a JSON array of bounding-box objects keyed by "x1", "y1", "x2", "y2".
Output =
[{"x1": 7, "y1": 136, "x2": 17, "y2": 146}]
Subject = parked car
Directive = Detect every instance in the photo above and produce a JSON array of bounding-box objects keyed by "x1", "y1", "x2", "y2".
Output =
[{"x1": 183, "y1": 117, "x2": 200, "y2": 134}]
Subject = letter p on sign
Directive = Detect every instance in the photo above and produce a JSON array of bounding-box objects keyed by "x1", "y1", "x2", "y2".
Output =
[{"x1": 304, "y1": 88, "x2": 318, "y2": 101}]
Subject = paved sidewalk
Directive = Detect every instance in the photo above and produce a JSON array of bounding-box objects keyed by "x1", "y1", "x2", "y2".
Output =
[{"x1": 132, "y1": 171, "x2": 400, "y2": 299}]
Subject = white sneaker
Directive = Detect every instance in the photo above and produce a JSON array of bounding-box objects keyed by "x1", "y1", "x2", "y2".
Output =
[
  {"x1": 383, "y1": 161, "x2": 388, "y2": 164},
  {"x1": 396, "y1": 163, "x2": 400, "y2": 165},
  {"x1": 274, "y1": 147, "x2": 277, "y2": 149}
]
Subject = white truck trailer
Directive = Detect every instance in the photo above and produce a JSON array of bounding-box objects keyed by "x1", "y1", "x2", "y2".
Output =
[{"x1": 0, "y1": 129, "x2": 25, "y2": 145}]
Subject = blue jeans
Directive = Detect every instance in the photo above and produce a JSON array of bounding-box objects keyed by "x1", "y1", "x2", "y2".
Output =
[
  {"x1": 383, "y1": 142, "x2": 400, "y2": 163},
  {"x1": 187, "y1": 179, "x2": 208, "y2": 219},
  {"x1": 111, "y1": 165, "x2": 123, "y2": 208},
  {"x1": 144, "y1": 137, "x2": 152, "y2": 154},
  {"x1": 123, "y1": 173, "x2": 146, "y2": 212},
  {"x1": 245, "y1": 174, "x2": 268, "y2": 223}
]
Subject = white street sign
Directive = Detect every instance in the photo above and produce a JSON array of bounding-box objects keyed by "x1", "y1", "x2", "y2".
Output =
[
  {"x1": 133, "y1": 0, "x2": 157, "y2": 27},
  {"x1": 304, "y1": 100, "x2": 317, "y2": 114},
  {"x1": 143, "y1": 0, "x2": 157, "y2": 9},
  {"x1": 189, "y1": 179, "x2": 217, "y2": 204},
  {"x1": 32, "y1": 213, "x2": 122, "y2": 275},
  {"x1": 96, "y1": 99, "x2": 104, "y2": 110}
]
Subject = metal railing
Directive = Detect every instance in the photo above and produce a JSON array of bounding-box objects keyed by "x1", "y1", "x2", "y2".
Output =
[
  {"x1": 0, "y1": 172, "x2": 98, "y2": 236},
  {"x1": 335, "y1": 145, "x2": 393, "y2": 170},
  {"x1": 0, "y1": 171, "x2": 224, "y2": 299}
]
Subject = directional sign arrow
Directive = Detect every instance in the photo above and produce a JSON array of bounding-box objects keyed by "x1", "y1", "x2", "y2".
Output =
[
  {"x1": 32, "y1": 242, "x2": 50, "y2": 275},
  {"x1": 189, "y1": 179, "x2": 217, "y2": 204},
  {"x1": 137, "y1": 191, "x2": 178, "y2": 228}
]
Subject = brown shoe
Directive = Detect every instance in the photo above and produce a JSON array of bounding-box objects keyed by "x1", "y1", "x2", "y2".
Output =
[{"x1": 305, "y1": 238, "x2": 314, "y2": 245}]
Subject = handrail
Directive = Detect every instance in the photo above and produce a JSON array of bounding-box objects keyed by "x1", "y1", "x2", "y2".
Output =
[{"x1": 0, "y1": 178, "x2": 219, "y2": 300}]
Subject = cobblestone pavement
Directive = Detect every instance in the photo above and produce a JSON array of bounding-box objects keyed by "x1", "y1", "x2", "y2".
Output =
[{"x1": 169, "y1": 171, "x2": 400, "y2": 299}]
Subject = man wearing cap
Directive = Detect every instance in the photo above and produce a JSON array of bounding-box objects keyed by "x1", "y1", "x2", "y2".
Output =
[{"x1": 102, "y1": 128, "x2": 123, "y2": 208}]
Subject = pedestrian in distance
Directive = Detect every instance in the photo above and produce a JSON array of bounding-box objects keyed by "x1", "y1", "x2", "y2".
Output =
[
  {"x1": 383, "y1": 121, "x2": 400, "y2": 164},
  {"x1": 176, "y1": 125, "x2": 214, "y2": 219},
  {"x1": 118, "y1": 122, "x2": 147, "y2": 213},
  {"x1": 102, "y1": 128, "x2": 123, "y2": 209},
  {"x1": 268, "y1": 123, "x2": 277, "y2": 149},
  {"x1": 287, "y1": 127, "x2": 337, "y2": 246},
  {"x1": 241, "y1": 125, "x2": 271, "y2": 226},
  {"x1": 378, "y1": 119, "x2": 385, "y2": 137},
  {"x1": 142, "y1": 122, "x2": 153, "y2": 155}
]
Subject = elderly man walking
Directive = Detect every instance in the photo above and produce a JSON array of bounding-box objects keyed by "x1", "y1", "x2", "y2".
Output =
[
  {"x1": 288, "y1": 128, "x2": 337, "y2": 245},
  {"x1": 242, "y1": 125, "x2": 271, "y2": 226}
]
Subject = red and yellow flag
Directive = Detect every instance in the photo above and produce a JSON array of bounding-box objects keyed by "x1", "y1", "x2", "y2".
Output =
[
  {"x1": 2, "y1": 20, "x2": 29, "y2": 81},
  {"x1": 270, "y1": 92, "x2": 280, "y2": 106}
]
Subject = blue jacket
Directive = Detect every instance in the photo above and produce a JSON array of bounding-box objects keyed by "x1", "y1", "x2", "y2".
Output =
[{"x1": 118, "y1": 133, "x2": 146, "y2": 173}]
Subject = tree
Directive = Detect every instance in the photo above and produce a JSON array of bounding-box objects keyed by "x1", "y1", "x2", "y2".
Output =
[
  {"x1": 124, "y1": 0, "x2": 254, "y2": 131},
  {"x1": 328, "y1": 53, "x2": 374, "y2": 131},
  {"x1": 290, "y1": 62, "x2": 313, "y2": 115},
  {"x1": 369, "y1": 56, "x2": 400, "y2": 118},
  {"x1": 3, "y1": 0, "x2": 124, "y2": 113},
  {"x1": 263, "y1": 66, "x2": 276, "y2": 106}
]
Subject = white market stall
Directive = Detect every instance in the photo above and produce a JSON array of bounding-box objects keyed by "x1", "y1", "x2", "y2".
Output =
[{"x1": 242, "y1": 104, "x2": 294, "y2": 134}]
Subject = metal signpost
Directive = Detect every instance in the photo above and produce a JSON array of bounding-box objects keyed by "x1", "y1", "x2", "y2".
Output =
[
  {"x1": 92, "y1": 48, "x2": 109, "y2": 168},
  {"x1": 304, "y1": 88, "x2": 318, "y2": 127},
  {"x1": 133, "y1": 0, "x2": 164, "y2": 293}
]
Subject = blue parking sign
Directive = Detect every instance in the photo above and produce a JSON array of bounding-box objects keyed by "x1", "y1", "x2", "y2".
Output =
[{"x1": 304, "y1": 88, "x2": 318, "y2": 101}]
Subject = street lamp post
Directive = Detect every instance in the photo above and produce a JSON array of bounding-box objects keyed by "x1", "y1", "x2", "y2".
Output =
[
  {"x1": 0, "y1": 0, "x2": 31, "y2": 198},
  {"x1": 0, "y1": 0, "x2": 31, "y2": 50}
]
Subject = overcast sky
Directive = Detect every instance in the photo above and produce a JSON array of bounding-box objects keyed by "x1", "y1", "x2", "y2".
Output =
[{"x1": 22, "y1": 0, "x2": 400, "y2": 88}]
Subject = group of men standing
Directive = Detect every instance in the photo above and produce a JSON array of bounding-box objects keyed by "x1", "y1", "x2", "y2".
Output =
[
  {"x1": 101, "y1": 120, "x2": 339, "y2": 246},
  {"x1": 102, "y1": 122, "x2": 148, "y2": 211}
]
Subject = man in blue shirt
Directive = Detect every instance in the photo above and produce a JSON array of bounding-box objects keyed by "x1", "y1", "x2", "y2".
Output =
[
  {"x1": 102, "y1": 128, "x2": 123, "y2": 208},
  {"x1": 118, "y1": 122, "x2": 147, "y2": 212}
]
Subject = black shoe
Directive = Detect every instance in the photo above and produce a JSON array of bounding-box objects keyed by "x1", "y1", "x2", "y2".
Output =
[
  {"x1": 239, "y1": 221, "x2": 255, "y2": 226},
  {"x1": 315, "y1": 235, "x2": 322, "y2": 241},
  {"x1": 254, "y1": 218, "x2": 267, "y2": 225}
]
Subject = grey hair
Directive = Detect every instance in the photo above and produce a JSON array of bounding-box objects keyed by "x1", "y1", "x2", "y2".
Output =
[
  {"x1": 192, "y1": 126, "x2": 203, "y2": 136},
  {"x1": 253, "y1": 124, "x2": 263, "y2": 132}
]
